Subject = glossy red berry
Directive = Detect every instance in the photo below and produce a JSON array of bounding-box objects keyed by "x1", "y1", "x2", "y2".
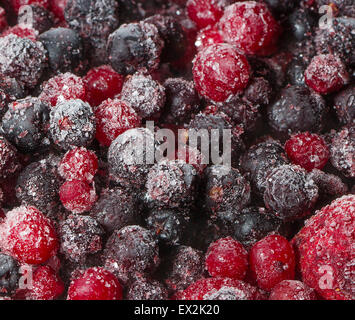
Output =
[
  {"x1": 249, "y1": 235, "x2": 295, "y2": 291},
  {"x1": 95, "y1": 98, "x2": 141, "y2": 147},
  {"x1": 193, "y1": 43, "x2": 250, "y2": 102},
  {"x1": 285, "y1": 132, "x2": 330, "y2": 171},
  {"x1": 195, "y1": 25, "x2": 224, "y2": 51},
  {"x1": 187, "y1": 0, "x2": 226, "y2": 29},
  {"x1": 206, "y1": 237, "x2": 248, "y2": 280},
  {"x1": 59, "y1": 180, "x2": 97, "y2": 214},
  {"x1": 84, "y1": 65, "x2": 124, "y2": 107},
  {"x1": 1, "y1": 25, "x2": 37, "y2": 41},
  {"x1": 67, "y1": 267, "x2": 123, "y2": 300},
  {"x1": 305, "y1": 54, "x2": 349, "y2": 94},
  {"x1": 219, "y1": 1, "x2": 281, "y2": 55},
  {"x1": 58, "y1": 147, "x2": 98, "y2": 183},
  {"x1": 0, "y1": 206, "x2": 58, "y2": 264},
  {"x1": 269, "y1": 280, "x2": 316, "y2": 300}
]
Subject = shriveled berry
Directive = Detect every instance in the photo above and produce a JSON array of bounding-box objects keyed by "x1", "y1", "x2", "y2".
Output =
[
  {"x1": 0, "y1": 253, "x2": 19, "y2": 295},
  {"x1": 193, "y1": 43, "x2": 250, "y2": 102},
  {"x1": 333, "y1": 84, "x2": 355, "y2": 125},
  {"x1": 206, "y1": 237, "x2": 248, "y2": 280},
  {"x1": 0, "y1": 206, "x2": 58, "y2": 264},
  {"x1": 59, "y1": 180, "x2": 97, "y2": 214},
  {"x1": 126, "y1": 278, "x2": 168, "y2": 300},
  {"x1": 250, "y1": 235, "x2": 295, "y2": 291},
  {"x1": 67, "y1": 267, "x2": 122, "y2": 300},
  {"x1": 269, "y1": 280, "x2": 316, "y2": 300},
  {"x1": 263, "y1": 165, "x2": 318, "y2": 221}
]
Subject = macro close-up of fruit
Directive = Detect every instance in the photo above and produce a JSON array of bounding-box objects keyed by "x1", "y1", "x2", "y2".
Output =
[{"x1": 0, "y1": 0, "x2": 353, "y2": 304}]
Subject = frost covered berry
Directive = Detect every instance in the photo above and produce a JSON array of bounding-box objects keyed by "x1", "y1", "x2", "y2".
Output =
[
  {"x1": 195, "y1": 25, "x2": 224, "y2": 51},
  {"x1": 292, "y1": 195, "x2": 355, "y2": 300},
  {"x1": 59, "y1": 147, "x2": 98, "y2": 183},
  {"x1": 59, "y1": 180, "x2": 97, "y2": 214},
  {"x1": 0, "y1": 206, "x2": 58, "y2": 264},
  {"x1": 10, "y1": 0, "x2": 50, "y2": 14},
  {"x1": 1, "y1": 25, "x2": 38, "y2": 41},
  {"x1": 219, "y1": 1, "x2": 281, "y2": 56},
  {"x1": 206, "y1": 237, "x2": 248, "y2": 280},
  {"x1": 285, "y1": 132, "x2": 330, "y2": 172},
  {"x1": 126, "y1": 278, "x2": 168, "y2": 300},
  {"x1": 193, "y1": 43, "x2": 250, "y2": 102},
  {"x1": 67, "y1": 267, "x2": 123, "y2": 300},
  {"x1": 249, "y1": 235, "x2": 295, "y2": 291},
  {"x1": 305, "y1": 54, "x2": 349, "y2": 95},
  {"x1": 269, "y1": 280, "x2": 316, "y2": 300}
]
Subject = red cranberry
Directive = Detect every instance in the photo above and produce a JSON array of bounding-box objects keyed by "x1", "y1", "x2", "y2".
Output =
[
  {"x1": 193, "y1": 43, "x2": 250, "y2": 102},
  {"x1": 249, "y1": 235, "x2": 296, "y2": 291},
  {"x1": 269, "y1": 280, "x2": 316, "y2": 300},
  {"x1": 219, "y1": 1, "x2": 281, "y2": 56},
  {"x1": 39, "y1": 73, "x2": 86, "y2": 107},
  {"x1": 28, "y1": 266, "x2": 64, "y2": 300},
  {"x1": 1, "y1": 25, "x2": 37, "y2": 41},
  {"x1": 95, "y1": 98, "x2": 141, "y2": 147},
  {"x1": 50, "y1": 0, "x2": 67, "y2": 22},
  {"x1": 206, "y1": 237, "x2": 248, "y2": 280},
  {"x1": 305, "y1": 54, "x2": 349, "y2": 94},
  {"x1": 59, "y1": 180, "x2": 97, "y2": 214},
  {"x1": 10, "y1": 0, "x2": 49, "y2": 14},
  {"x1": 67, "y1": 267, "x2": 123, "y2": 300},
  {"x1": 84, "y1": 65, "x2": 124, "y2": 107},
  {"x1": 195, "y1": 25, "x2": 224, "y2": 51},
  {"x1": 285, "y1": 132, "x2": 330, "y2": 171},
  {"x1": 59, "y1": 147, "x2": 98, "y2": 183},
  {"x1": 0, "y1": 206, "x2": 58, "y2": 264},
  {"x1": 0, "y1": 7, "x2": 7, "y2": 32}
]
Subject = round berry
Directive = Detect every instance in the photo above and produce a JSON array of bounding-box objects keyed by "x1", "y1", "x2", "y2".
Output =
[
  {"x1": 250, "y1": 235, "x2": 295, "y2": 291},
  {"x1": 1, "y1": 25, "x2": 38, "y2": 41},
  {"x1": 59, "y1": 180, "x2": 97, "y2": 214},
  {"x1": 50, "y1": 0, "x2": 67, "y2": 21},
  {"x1": 333, "y1": 84, "x2": 355, "y2": 125},
  {"x1": 206, "y1": 237, "x2": 248, "y2": 280},
  {"x1": 126, "y1": 278, "x2": 168, "y2": 300},
  {"x1": 193, "y1": 43, "x2": 250, "y2": 102},
  {"x1": 269, "y1": 280, "x2": 316, "y2": 300},
  {"x1": 305, "y1": 54, "x2": 349, "y2": 95},
  {"x1": 0, "y1": 206, "x2": 58, "y2": 264},
  {"x1": 195, "y1": 25, "x2": 224, "y2": 51},
  {"x1": 67, "y1": 267, "x2": 123, "y2": 300},
  {"x1": 0, "y1": 253, "x2": 20, "y2": 295}
]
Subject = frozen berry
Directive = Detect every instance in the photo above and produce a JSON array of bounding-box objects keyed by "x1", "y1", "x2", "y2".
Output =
[
  {"x1": 0, "y1": 135, "x2": 21, "y2": 179},
  {"x1": 263, "y1": 0, "x2": 295, "y2": 17},
  {"x1": 292, "y1": 195, "x2": 355, "y2": 300},
  {"x1": 59, "y1": 214, "x2": 103, "y2": 264},
  {"x1": 145, "y1": 159, "x2": 197, "y2": 209},
  {"x1": 1, "y1": 24, "x2": 38, "y2": 41},
  {"x1": 267, "y1": 85, "x2": 327, "y2": 137},
  {"x1": 0, "y1": 75, "x2": 25, "y2": 99},
  {"x1": 126, "y1": 277, "x2": 168, "y2": 300},
  {"x1": 329, "y1": 126, "x2": 355, "y2": 178},
  {"x1": 59, "y1": 180, "x2": 97, "y2": 214},
  {"x1": 333, "y1": 84, "x2": 355, "y2": 125},
  {"x1": 193, "y1": 43, "x2": 250, "y2": 102},
  {"x1": 17, "y1": 4, "x2": 53, "y2": 34},
  {"x1": 263, "y1": 165, "x2": 318, "y2": 221},
  {"x1": 39, "y1": 73, "x2": 86, "y2": 107},
  {"x1": 243, "y1": 77, "x2": 273, "y2": 107},
  {"x1": 38, "y1": 27, "x2": 83, "y2": 73},
  {"x1": 58, "y1": 147, "x2": 98, "y2": 183},
  {"x1": 28, "y1": 266, "x2": 64, "y2": 300},
  {"x1": 49, "y1": 99, "x2": 96, "y2": 151},
  {"x1": 219, "y1": 2, "x2": 281, "y2": 56},
  {"x1": 285, "y1": 132, "x2": 330, "y2": 172},
  {"x1": 121, "y1": 71, "x2": 166, "y2": 119},
  {"x1": 107, "y1": 21, "x2": 163, "y2": 75},
  {"x1": 0, "y1": 206, "x2": 58, "y2": 264},
  {"x1": 83, "y1": 65, "x2": 124, "y2": 107},
  {"x1": 0, "y1": 7, "x2": 7, "y2": 32},
  {"x1": 250, "y1": 235, "x2": 295, "y2": 291},
  {"x1": 1, "y1": 97, "x2": 50, "y2": 153},
  {"x1": 9, "y1": 0, "x2": 49, "y2": 14},
  {"x1": 286, "y1": 58, "x2": 306, "y2": 86},
  {"x1": 104, "y1": 225, "x2": 159, "y2": 285},
  {"x1": 287, "y1": 8, "x2": 316, "y2": 41},
  {"x1": 195, "y1": 25, "x2": 224, "y2": 51},
  {"x1": 50, "y1": 0, "x2": 67, "y2": 22},
  {"x1": 0, "y1": 35, "x2": 46, "y2": 89},
  {"x1": 0, "y1": 253, "x2": 19, "y2": 295},
  {"x1": 206, "y1": 237, "x2": 248, "y2": 280},
  {"x1": 270, "y1": 280, "x2": 316, "y2": 301},
  {"x1": 67, "y1": 267, "x2": 122, "y2": 300},
  {"x1": 305, "y1": 54, "x2": 349, "y2": 95}
]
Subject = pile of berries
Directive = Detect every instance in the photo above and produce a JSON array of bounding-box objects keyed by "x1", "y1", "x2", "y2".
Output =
[{"x1": 0, "y1": 0, "x2": 353, "y2": 301}]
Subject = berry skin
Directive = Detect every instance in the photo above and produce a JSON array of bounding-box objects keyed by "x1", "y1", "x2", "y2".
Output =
[
  {"x1": 287, "y1": 8, "x2": 316, "y2": 42},
  {"x1": 305, "y1": 54, "x2": 349, "y2": 95},
  {"x1": 195, "y1": 25, "x2": 224, "y2": 51},
  {"x1": 49, "y1": 99, "x2": 96, "y2": 151},
  {"x1": 39, "y1": 73, "x2": 86, "y2": 107},
  {"x1": 28, "y1": 266, "x2": 64, "y2": 300},
  {"x1": 249, "y1": 235, "x2": 296, "y2": 291},
  {"x1": 17, "y1": 4, "x2": 53, "y2": 34},
  {"x1": 0, "y1": 253, "x2": 20, "y2": 295},
  {"x1": 219, "y1": 2, "x2": 281, "y2": 56},
  {"x1": 193, "y1": 43, "x2": 250, "y2": 102},
  {"x1": 59, "y1": 180, "x2": 97, "y2": 214},
  {"x1": 107, "y1": 22, "x2": 164, "y2": 75},
  {"x1": 1, "y1": 25, "x2": 38, "y2": 41},
  {"x1": 50, "y1": 0, "x2": 67, "y2": 22},
  {"x1": 0, "y1": 206, "x2": 58, "y2": 265},
  {"x1": 0, "y1": 7, "x2": 8, "y2": 32},
  {"x1": 126, "y1": 278, "x2": 168, "y2": 300},
  {"x1": 10, "y1": 0, "x2": 50, "y2": 14},
  {"x1": 263, "y1": 165, "x2": 319, "y2": 221},
  {"x1": 58, "y1": 147, "x2": 98, "y2": 183},
  {"x1": 333, "y1": 84, "x2": 355, "y2": 125},
  {"x1": 269, "y1": 280, "x2": 316, "y2": 300},
  {"x1": 67, "y1": 267, "x2": 123, "y2": 300},
  {"x1": 292, "y1": 195, "x2": 355, "y2": 300},
  {"x1": 0, "y1": 135, "x2": 21, "y2": 180},
  {"x1": 285, "y1": 132, "x2": 330, "y2": 172},
  {"x1": 206, "y1": 237, "x2": 248, "y2": 280},
  {"x1": 83, "y1": 65, "x2": 124, "y2": 107}
]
